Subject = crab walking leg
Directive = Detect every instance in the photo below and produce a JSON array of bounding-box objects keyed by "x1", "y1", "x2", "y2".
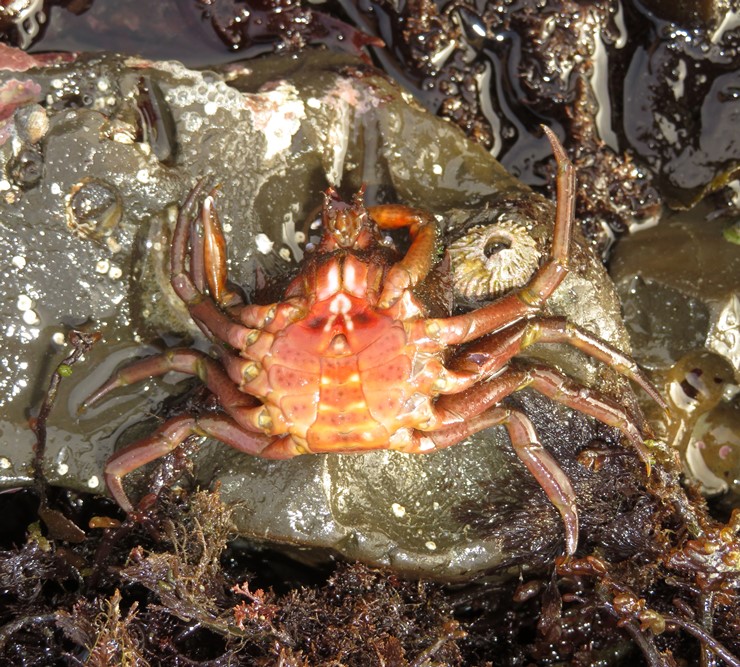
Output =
[
  {"x1": 435, "y1": 354, "x2": 652, "y2": 469},
  {"x1": 407, "y1": 406, "x2": 579, "y2": 555},
  {"x1": 171, "y1": 260, "x2": 258, "y2": 352},
  {"x1": 170, "y1": 186, "x2": 257, "y2": 351},
  {"x1": 185, "y1": 196, "x2": 219, "y2": 341},
  {"x1": 524, "y1": 365, "x2": 653, "y2": 470},
  {"x1": 80, "y1": 349, "x2": 271, "y2": 433},
  {"x1": 446, "y1": 316, "x2": 667, "y2": 410},
  {"x1": 418, "y1": 128, "x2": 576, "y2": 347},
  {"x1": 105, "y1": 413, "x2": 274, "y2": 513},
  {"x1": 189, "y1": 196, "x2": 206, "y2": 293},
  {"x1": 171, "y1": 178, "x2": 209, "y2": 282},
  {"x1": 541, "y1": 126, "x2": 575, "y2": 263},
  {"x1": 433, "y1": 367, "x2": 531, "y2": 423},
  {"x1": 367, "y1": 204, "x2": 439, "y2": 308},
  {"x1": 440, "y1": 358, "x2": 652, "y2": 466}
]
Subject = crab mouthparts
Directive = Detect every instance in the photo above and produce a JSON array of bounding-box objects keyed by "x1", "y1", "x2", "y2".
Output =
[{"x1": 322, "y1": 187, "x2": 368, "y2": 249}]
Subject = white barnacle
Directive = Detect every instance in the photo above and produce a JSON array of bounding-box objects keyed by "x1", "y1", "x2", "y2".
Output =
[{"x1": 448, "y1": 215, "x2": 541, "y2": 300}]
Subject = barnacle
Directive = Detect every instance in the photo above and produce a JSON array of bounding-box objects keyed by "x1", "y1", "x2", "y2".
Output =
[
  {"x1": 64, "y1": 177, "x2": 123, "y2": 240},
  {"x1": 448, "y1": 214, "x2": 541, "y2": 300}
]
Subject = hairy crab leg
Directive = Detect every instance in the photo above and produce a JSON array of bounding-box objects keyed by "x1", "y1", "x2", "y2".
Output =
[
  {"x1": 418, "y1": 126, "x2": 576, "y2": 347},
  {"x1": 446, "y1": 316, "x2": 668, "y2": 411},
  {"x1": 367, "y1": 204, "x2": 439, "y2": 308},
  {"x1": 79, "y1": 348, "x2": 275, "y2": 433},
  {"x1": 404, "y1": 405, "x2": 579, "y2": 555},
  {"x1": 105, "y1": 413, "x2": 274, "y2": 513},
  {"x1": 523, "y1": 365, "x2": 653, "y2": 469}
]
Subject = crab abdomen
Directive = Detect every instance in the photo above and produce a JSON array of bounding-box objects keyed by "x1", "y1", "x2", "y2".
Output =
[{"x1": 261, "y1": 288, "x2": 439, "y2": 453}]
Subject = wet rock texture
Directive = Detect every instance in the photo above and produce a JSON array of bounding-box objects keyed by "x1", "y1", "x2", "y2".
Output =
[
  {"x1": 611, "y1": 211, "x2": 740, "y2": 506},
  {"x1": 6, "y1": 2, "x2": 738, "y2": 256},
  {"x1": 0, "y1": 47, "x2": 646, "y2": 578},
  {"x1": 337, "y1": 0, "x2": 740, "y2": 253}
]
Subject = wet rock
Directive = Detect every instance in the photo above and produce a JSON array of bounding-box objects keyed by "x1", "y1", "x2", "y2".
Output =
[
  {"x1": 621, "y1": 3, "x2": 740, "y2": 209},
  {"x1": 611, "y1": 212, "x2": 740, "y2": 376},
  {"x1": 342, "y1": 1, "x2": 740, "y2": 253},
  {"x1": 639, "y1": 0, "x2": 735, "y2": 32},
  {"x1": 611, "y1": 210, "x2": 740, "y2": 502},
  {"x1": 1, "y1": 47, "x2": 648, "y2": 579}
]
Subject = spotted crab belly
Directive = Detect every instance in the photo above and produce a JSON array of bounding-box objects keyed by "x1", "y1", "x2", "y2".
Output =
[{"x1": 262, "y1": 333, "x2": 321, "y2": 439}]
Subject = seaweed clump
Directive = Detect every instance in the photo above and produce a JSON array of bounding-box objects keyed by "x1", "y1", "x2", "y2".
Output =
[
  {"x1": 0, "y1": 488, "x2": 464, "y2": 665},
  {"x1": 2, "y1": 457, "x2": 739, "y2": 665}
]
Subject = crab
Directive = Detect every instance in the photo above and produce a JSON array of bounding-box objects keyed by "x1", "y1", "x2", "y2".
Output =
[{"x1": 83, "y1": 127, "x2": 666, "y2": 554}]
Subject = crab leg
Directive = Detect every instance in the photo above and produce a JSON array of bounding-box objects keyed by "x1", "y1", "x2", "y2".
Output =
[
  {"x1": 419, "y1": 127, "x2": 576, "y2": 346},
  {"x1": 200, "y1": 190, "x2": 246, "y2": 309},
  {"x1": 405, "y1": 404, "x2": 579, "y2": 555},
  {"x1": 433, "y1": 367, "x2": 531, "y2": 422},
  {"x1": 435, "y1": 354, "x2": 648, "y2": 445},
  {"x1": 80, "y1": 348, "x2": 273, "y2": 434},
  {"x1": 105, "y1": 413, "x2": 274, "y2": 513},
  {"x1": 189, "y1": 195, "x2": 206, "y2": 294},
  {"x1": 434, "y1": 356, "x2": 652, "y2": 469},
  {"x1": 446, "y1": 316, "x2": 667, "y2": 410},
  {"x1": 367, "y1": 204, "x2": 439, "y2": 308},
  {"x1": 170, "y1": 183, "x2": 258, "y2": 352},
  {"x1": 525, "y1": 365, "x2": 652, "y2": 468}
]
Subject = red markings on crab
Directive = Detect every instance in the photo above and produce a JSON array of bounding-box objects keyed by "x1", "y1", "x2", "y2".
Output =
[
  {"x1": 361, "y1": 354, "x2": 412, "y2": 386},
  {"x1": 266, "y1": 363, "x2": 314, "y2": 392},
  {"x1": 267, "y1": 334, "x2": 321, "y2": 373},
  {"x1": 295, "y1": 293, "x2": 404, "y2": 359},
  {"x1": 364, "y1": 388, "x2": 406, "y2": 424},
  {"x1": 306, "y1": 423, "x2": 390, "y2": 452},
  {"x1": 279, "y1": 394, "x2": 319, "y2": 436},
  {"x1": 356, "y1": 325, "x2": 408, "y2": 370}
]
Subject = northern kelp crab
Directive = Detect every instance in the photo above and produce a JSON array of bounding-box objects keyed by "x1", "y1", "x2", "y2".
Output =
[{"x1": 83, "y1": 128, "x2": 666, "y2": 554}]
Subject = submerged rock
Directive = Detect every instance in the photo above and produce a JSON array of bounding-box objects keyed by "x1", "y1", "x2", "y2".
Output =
[
  {"x1": 0, "y1": 47, "x2": 650, "y2": 578},
  {"x1": 611, "y1": 211, "x2": 740, "y2": 503}
]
